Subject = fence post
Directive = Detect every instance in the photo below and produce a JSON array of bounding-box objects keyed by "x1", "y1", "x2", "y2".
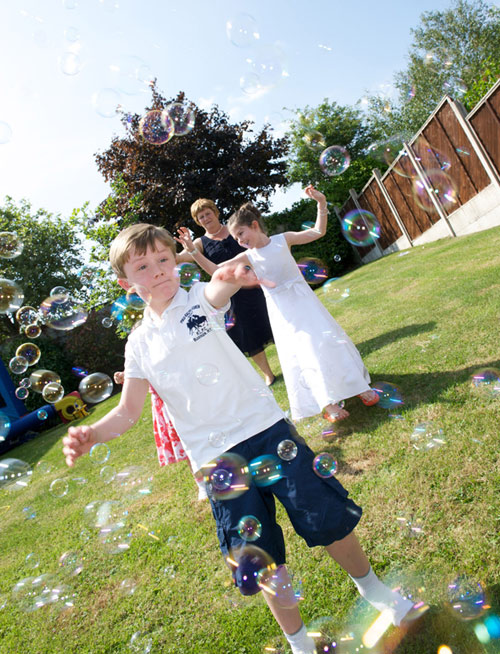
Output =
[
  {"x1": 403, "y1": 141, "x2": 456, "y2": 237},
  {"x1": 373, "y1": 168, "x2": 413, "y2": 247},
  {"x1": 450, "y1": 98, "x2": 500, "y2": 190},
  {"x1": 348, "y1": 188, "x2": 385, "y2": 258}
]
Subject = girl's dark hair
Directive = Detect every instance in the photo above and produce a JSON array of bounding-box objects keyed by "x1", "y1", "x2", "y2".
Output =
[{"x1": 228, "y1": 202, "x2": 267, "y2": 235}]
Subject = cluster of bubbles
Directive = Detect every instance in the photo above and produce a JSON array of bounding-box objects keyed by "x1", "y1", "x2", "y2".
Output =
[
  {"x1": 139, "y1": 102, "x2": 196, "y2": 145},
  {"x1": 225, "y1": 13, "x2": 288, "y2": 96}
]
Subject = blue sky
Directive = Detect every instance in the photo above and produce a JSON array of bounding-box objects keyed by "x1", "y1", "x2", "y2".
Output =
[{"x1": 0, "y1": 0, "x2": 479, "y2": 218}]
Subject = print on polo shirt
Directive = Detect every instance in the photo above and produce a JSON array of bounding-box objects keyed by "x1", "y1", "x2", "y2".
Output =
[{"x1": 180, "y1": 305, "x2": 211, "y2": 342}]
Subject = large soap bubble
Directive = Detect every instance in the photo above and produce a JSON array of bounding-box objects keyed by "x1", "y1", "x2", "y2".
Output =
[
  {"x1": 29, "y1": 369, "x2": 61, "y2": 394},
  {"x1": 0, "y1": 278, "x2": 24, "y2": 314},
  {"x1": 79, "y1": 373, "x2": 113, "y2": 404},
  {"x1": 0, "y1": 458, "x2": 33, "y2": 490},
  {"x1": 0, "y1": 232, "x2": 23, "y2": 259},
  {"x1": 39, "y1": 294, "x2": 87, "y2": 331}
]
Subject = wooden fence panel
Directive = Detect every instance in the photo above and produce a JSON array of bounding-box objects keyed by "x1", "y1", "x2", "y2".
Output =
[
  {"x1": 383, "y1": 167, "x2": 435, "y2": 240},
  {"x1": 469, "y1": 83, "x2": 500, "y2": 177},
  {"x1": 358, "y1": 178, "x2": 401, "y2": 249}
]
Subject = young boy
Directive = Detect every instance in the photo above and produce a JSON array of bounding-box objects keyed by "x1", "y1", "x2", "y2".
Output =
[{"x1": 63, "y1": 224, "x2": 414, "y2": 654}]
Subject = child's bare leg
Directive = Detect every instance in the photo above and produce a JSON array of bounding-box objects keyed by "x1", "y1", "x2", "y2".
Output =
[
  {"x1": 262, "y1": 565, "x2": 316, "y2": 653},
  {"x1": 325, "y1": 532, "x2": 413, "y2": 626},
  {"x1": 251, "y1": 350, "x2": 275, "y2": 386}
]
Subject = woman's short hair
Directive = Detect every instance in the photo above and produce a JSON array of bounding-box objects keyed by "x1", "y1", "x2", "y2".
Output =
[{"x1": 190, "y1": 199, "x2": 220, "y2": 226}]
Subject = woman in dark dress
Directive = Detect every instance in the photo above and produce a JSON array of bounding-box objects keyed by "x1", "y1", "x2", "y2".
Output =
[{"x1": 176, "y1": 198, "x2": 276, "y2": 386}]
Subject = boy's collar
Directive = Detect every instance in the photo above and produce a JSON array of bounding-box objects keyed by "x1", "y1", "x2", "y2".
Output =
[{"x1": 144, "y1": 287, "x2": 188, "y2": 324}]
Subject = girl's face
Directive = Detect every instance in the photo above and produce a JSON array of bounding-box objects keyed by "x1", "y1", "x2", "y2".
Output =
[{"x1": 229, "y1": 221, "x2": 261, "y2": 249}]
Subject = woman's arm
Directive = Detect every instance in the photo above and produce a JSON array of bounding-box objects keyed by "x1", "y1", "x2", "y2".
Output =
[{"x1": 175, "y1": 229, "x2": 219, "y2": 275}]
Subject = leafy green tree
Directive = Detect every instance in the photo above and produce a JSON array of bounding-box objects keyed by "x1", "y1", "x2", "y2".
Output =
[
  {"x1": 0, "y1": 197, "x2": 85, "y2": 339},
  {"x1": 286, "y1": 100, "x2": 380, "y2": 206},
  {"x1": 462, "y1": 54, "x2": 500, "y2": 110},
  {"x1": 94, "y1": 84, "x2": 289, "y2": 233},
  {"x1": 365, "y1": 0, "x2": 500, "y2": 137}
]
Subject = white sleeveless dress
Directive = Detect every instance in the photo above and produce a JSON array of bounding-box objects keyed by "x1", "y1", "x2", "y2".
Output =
[{"x1": 246, "y1": 233, "x2": 371, "y2": 420}]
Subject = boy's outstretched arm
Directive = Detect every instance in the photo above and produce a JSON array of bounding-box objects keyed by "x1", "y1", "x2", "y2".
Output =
[
  {"x1": 205, "y1": 261, "x2": 275, "y2": 309},
  {"x1": 62, "y1": 377, "x2": 149, "y2": 467}
]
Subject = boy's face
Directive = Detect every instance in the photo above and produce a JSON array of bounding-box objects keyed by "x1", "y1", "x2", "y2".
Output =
[{"x1": 118, "y1": 241, "x2": 180, "y2": 313}]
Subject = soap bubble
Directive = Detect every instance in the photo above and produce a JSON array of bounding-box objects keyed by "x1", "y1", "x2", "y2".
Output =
[
  {"x1": 208, "y1": 430, "x2": 227, "y2": 448},
  {"x1": 79, "y1": 373, "x2": 113, "y2": 403},
  {"x1": 25, "y1": 323, "x2": 41, "y2": 338},
  {"x1": 16, "y1": 343, "x2": 41, "y2": 366},
  {"x1": 58, "y1": 551, "x2": 84, "y2": 577},
  {"x1": 333, "y1": 254, "x2": 342, "y2": 262},
  {"x1": 126, "y1": 284, "x2": 151, "y2": 308},
  {"x1": 367, "y1": 135, "x2": 406, "y2": 169},
  {"x1": 175, "y1": 262, "x2": 201, "y2": 288},
  {"x1": 227, "y1": 544, "x2": 276, "y2": 596},
  {"x1": 64, "y1": 26, "x2": 80, "y2": 42},
  {"x1": 50, "y1": 286, "x2": 68, "y2": 297},
  {"x1": 49, "y1": 479, "x2": 69, "y2": 497},
  {"x1": 319, "y1": 145, "x2": 350, "y2": 176},
  {"x1": 411, "y1": 422, "x2": 446, "y2": 451},
  {"x1": 72, "y1": 366, "x2": 88, "y2": 378},
  {"x1": 92, "y1": 87, "x2": 121, "y2": 118},
  {"x1": 471, "y1": 368, "x2": 500, "y2": 399},
  {"x1": 297, "y1": 258, "x2": 328, "y2": 285},
  {"x1": 303, "y1": 130, "x2": 326, "y2": 150},
  {"x1": 301, "y1": 221, "x2": 315, "y2": 231},
  {"x1": 129, "y1": 631, "x2": 152, "y2": 653},
  {"x1": 249, "y1": 454, "x2": 283, "y2": 487},
  {"x1": 15, "y1": 387, "x2": 29, "y2": 400},
  {"x1": 237, "y1": 515, "x2": 262, "y2": 542},
  {"x1": 39, "y1": 294, "x2": 87, "y2": 331},
  {"x1": 0, "y1": 458, "x2": 33, "y2": 490},
  {"x1": 446, "y1": 576, "x2": 488, "y2": 620},
  {"x1": 25, "y1": 553, "x2": 40, "y2": 570},
  {"x1": 20, "y1": 377, "x2": 30, "y2": 388},
  {"x1": 322, "y1": 278, "x2": 350, "y2": 302},
  {"x1": 16, "y1": 306, "x2": 38, "y2": 326},
  {"x1": 341, "y1": 209, "x2": 381, "y2": 247},
  {"x1": 195, "y1": 363, "x2": 220, "y2": 386},
  {"x1": 248, "y1": 43, "x2": 288, "y2": 89},
  {"x1": 89, "y1": 443, "x2": 110, "y2": 464},
  {"x1": 0, "y1": 412, "x2": 11, "y2": 441},
  {"x1": 201, "y1": 452, "x2": 251, "y2": 500},
  {"x1": 102, "y1": 317, "x2": 113, "y2": 328},
  {"x1": 36, "y1": 461, "x2": 53, "y2": 475},
  {"x1": 110, "y1": 54, "x2": 153, "y2": 95},
  {"x1": 37, "y1": 409, "x2": 48, "y2": 420},
  {"x1": 42, "y1": 382, "x2": 65, "y2": 403},
  {"x1": 139, "y1": 110, "x2": 174, "y2": 145},
  {"x1": 100, "y1": 465, "x2": 116, "y2": 484},
  {"x1": 372, "y1": 381, "x2": 404, "y2": 409},
  {"x1": 0, "y1": 278, "x2": 24, "y2": 314},
  {"x1": 0, "y1": 232, "x2": 23, "y2": 259},
  {"x1": 9, "y1": 356, "x2": 29, "y2": 375},
  {"x1": 312, "y1": 453, "x2": 337, "y2": 478},
  {"x1": 84, "y1": 500, "x2": 131, "y2": 554},
  {"x1": 165, "y1": 102, "x2": 196, "y2": 136},
  {"x1": 29, "y1": 369, "x2": 61, "y2": 393},
  {"x1": 60, "y1": 51, "x2": 83, "y2": 76},
  {"x1": 110, "y1": 295, "x2": 144, "y2": 332},
  {"x1": 277, "y1": 439, "x2": 298, "y2": 461},
  {"x1": 0, "y1": 121, "x2": 13, "y2": 144},
  {"x1": 114, "y1": 465, "x2": 153, "y2": 500},
  {"x1": 258, "y1": 565, "x2": 303, "y2": 609},
  {"x1": 23, "y1": 506, "x2": 37, "y2": 520},
  {"x1": 226, "y1": 13, "x2": 259, "y2": 47},
  {"x1": 412, "y1": 169, "x2": 458, "y2": 212},
  {"x1": 240, "y1": 72, "x2": 262, "y2": 95}
]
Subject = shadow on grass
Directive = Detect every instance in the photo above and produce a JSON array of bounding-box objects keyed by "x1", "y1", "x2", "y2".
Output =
[
  {"x1": 356, "y1": 322, "x2": 437, "y2": 358},
  {"x1": 314, "y1": 358, "x2": 500, "y2": 476}
]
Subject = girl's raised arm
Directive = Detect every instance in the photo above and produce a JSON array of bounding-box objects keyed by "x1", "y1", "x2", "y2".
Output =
[{"x1": 284, "y1": 185, "x2": 329, "y2": 247}]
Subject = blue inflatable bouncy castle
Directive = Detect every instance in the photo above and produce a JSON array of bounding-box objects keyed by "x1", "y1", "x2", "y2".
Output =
[{"x1": 0, "y1": 357, "x2": 56, "y2": 455}]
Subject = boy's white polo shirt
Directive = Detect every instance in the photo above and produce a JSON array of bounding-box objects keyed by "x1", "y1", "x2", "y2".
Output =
[{"x1": 124, "y1": 282, "x2": 284, "y2": 472}]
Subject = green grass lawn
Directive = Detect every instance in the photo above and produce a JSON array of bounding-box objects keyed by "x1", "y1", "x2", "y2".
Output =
[{"x1": 1, "y1": 227, "x2": 499, "y2": 654}]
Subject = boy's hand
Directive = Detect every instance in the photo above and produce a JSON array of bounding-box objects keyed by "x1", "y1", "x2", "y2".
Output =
[
  {"x1": 62, "y1": 425, "x2": 96, "y2": 467},
  {"x1": 304, "y1": 184, "x2": 326, "y2": 204},
  {"x1": 213, "y1": 262, "x2": 275, "y2": 289},
  {"x1": 114, "y1": 371, "x2": 125, "y2": 385},
  {"x1": 175, "y1": 227, "x2": 195, "y2": 252}
]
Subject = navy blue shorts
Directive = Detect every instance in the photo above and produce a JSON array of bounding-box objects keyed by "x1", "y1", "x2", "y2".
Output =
[{"x1": 207, "y1": 419, "x2": 362, "y2": 590}]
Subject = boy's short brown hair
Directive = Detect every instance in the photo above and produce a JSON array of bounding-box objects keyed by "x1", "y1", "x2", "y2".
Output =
[
  {"x1": 190, "y1": 199, "x2": 220, "y2": 225},
  {"x1": 109, "y1": 223, "x2": 177, "y2": 278}
]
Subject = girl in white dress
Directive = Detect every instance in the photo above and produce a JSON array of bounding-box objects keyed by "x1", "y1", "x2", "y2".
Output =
[{"x1": 178, "y1": 186, "x2": 379, "y2": 423}]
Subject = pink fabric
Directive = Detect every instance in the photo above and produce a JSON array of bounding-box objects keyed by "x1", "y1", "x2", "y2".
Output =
[{"x1": 150, "y1": 386, "x2": 188, "y2": 466}]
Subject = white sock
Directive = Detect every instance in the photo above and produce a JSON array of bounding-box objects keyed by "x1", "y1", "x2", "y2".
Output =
[
  {"x1": 285, "y1": 623, "x2": 316, "y2": 654},
  {"x1": 350, "y1": 566, "x2": 414, "y2": 626}
]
